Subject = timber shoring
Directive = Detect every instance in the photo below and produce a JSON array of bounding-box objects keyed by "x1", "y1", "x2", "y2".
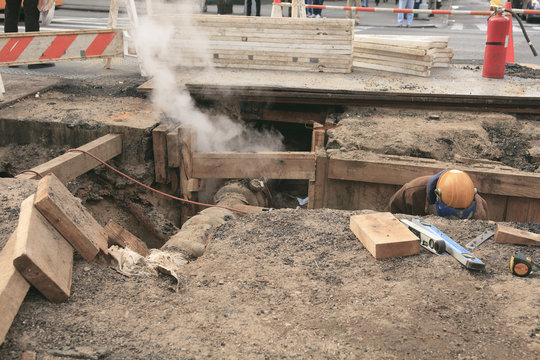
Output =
[{"x1": 185, "y1": 85, "x2": 540, "y2": 114}]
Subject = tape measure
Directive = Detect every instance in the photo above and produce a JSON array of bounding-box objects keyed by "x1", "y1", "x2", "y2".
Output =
[{"x1": 510, "y1": 252, "x2": 535, "y2": 277}]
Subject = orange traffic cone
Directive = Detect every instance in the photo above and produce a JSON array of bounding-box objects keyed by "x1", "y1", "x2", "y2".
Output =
[{"x1": 504, "y1": 1, "x2": 515, "y2": 63}]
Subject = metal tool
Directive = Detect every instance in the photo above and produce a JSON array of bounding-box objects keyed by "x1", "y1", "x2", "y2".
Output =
[
  {"x1": 400, "y1": 218, "x2": 485, "y2": 271},
  {"x1": 465, "y1": 230, "x2": 494, "y2": 251},
  {"x1": 400, "y1": 219, "x2": 446, "y2": 255}
]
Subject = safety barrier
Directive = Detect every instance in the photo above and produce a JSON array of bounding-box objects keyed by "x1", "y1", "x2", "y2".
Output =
[
  {"x1": 0, "y1": 29, "x2": 124, "y2": 101},
  {"x1": 274, "y1": 2, "x2": 540, "y2": 16}
]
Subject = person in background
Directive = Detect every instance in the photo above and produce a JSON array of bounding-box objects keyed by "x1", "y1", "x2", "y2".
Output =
[
  {"x1": 246, "y1": 0, "x2": 261, "y2": 16},
  {"x1": 4, "y1": 0, "x2": 40, "y2": 33},
  {"x1": 312, "y1": 0, "x2": 323, "y2": 18},
  {"x1": 306, "y1": 0, "x2": 314, "y2": 17},
  {"x1": 5, "y1": 0, "x2": 55, "y2": 68},
  {"x1": 387, "y1": 168, "x2": 489, "y2": 220},
  {"x1": 397, "y1": 0, "x2": 414, "y2": 27}
]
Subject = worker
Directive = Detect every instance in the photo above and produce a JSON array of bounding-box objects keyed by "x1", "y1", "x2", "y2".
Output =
[{"x1": 387, "y1": 168, "x2": 489, "y2": 220}]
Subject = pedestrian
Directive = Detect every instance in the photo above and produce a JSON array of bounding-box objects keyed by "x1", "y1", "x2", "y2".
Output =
[
  {"x1": 4, "y1": 0, "x2": 55, "y2": 68},
  {"x1": 387, "y1": 168, "x2": 489, "y2": 220},
  {"x1": 4, "y1": 0, "x2": 40, "y2": 33},
  {"x1": 306, "y1": 0, "x2": 314, "y2": 17},
  {"x1": 312, "y1": 0, "x2": 323, "y2": 18},
  {"x1": 397, "y1": 0, "x2": 414, "y2": 27},
  {"x1": 245, "y1": 0, "x2": 261, "y2": 16}
]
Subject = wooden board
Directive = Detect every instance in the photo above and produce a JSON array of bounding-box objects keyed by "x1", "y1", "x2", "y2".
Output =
[
  {"x1": 152, "y1": 124, "x2": 169, "y2": 184},
  {"x1": 166, "y1": 127, "x2": 181, "y2": 168},
  {"x1": 350, "y1": 212, "x2": 419, "y2": 259},
  {"x1": 328, "y1": 158, "x2": 540, "y2": 199},
  {"x1": 353, "y1": 61, "x2": 430, "y2": 77},
  {"x1": 152, "y1": 14, "x2": 354, "y2": 73},
  {"x1": 34, "y1": 173, "x2": 108, "y2": 261},
  {"x1": 0, "y1": 232, "x2": 31, "y2": 344},
  {"x1": 494, "y1": 224, "x2": 540, "y2": 246},
  {"x1": 353, "y1": 56, "x2": 430, "y2": 72},
  {"x1": 13, "y1": 195, "x2": 73, "y2": 303},
  {"x1": 192, "y1": 152, "x2": 316, "y2": 180},
  {"x1": 104, "y1": 220, "x2": 149, "y2": 256},
  {"x1": 15, "y1": 134, "x2": 122, "y2": 183},
  {"x1": 308, "y1": 154, "x2": 329, "y2": 209}
]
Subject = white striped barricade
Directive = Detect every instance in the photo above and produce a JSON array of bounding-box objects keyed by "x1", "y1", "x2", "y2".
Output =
[
  {"x1": 273, "y1": 3, "x2": 540, "y2": 17},
  {"x1": 0, "y1": 29, "x2": 124, "y2": 67},
  {"x1": 0, "y1": 29, "x2": 124, "y2": 100}
]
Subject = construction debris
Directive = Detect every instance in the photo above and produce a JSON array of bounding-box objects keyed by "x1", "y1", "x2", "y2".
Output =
[
  {"x1": 34, "y1": 173, "x2": 109, "y2": 261},
  {"x1": 13, "y1": 195, "x2": 73, "y2": 303},
  {"x1": 495, "y1": 224, "x2": 540, "y2": 246},
  {"x1": 0, "y1": 232, "x2": 31, "y2": 344},
  {"x1": 105, "y1": 220, "x2": 150, "y2": 257}
]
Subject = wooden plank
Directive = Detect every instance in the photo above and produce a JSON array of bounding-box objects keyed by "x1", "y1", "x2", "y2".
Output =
[
  {"x1": 354, "y1": 48, "x2": 434, "y2": 62},
  {"x1": 527, "y1": 199, "x2": 540, "y2": 222},
  {"x1": 104, "y1": 220, "x2": 149, "y2": 257},
  {"x1": 192, "y1": 152, "x2": 316, "y2": 180},
  {"x1": 494, "y1": 224, "x2": 540, "y2": 246},
  {"x1": 308, "y1": 154, "x2": 328, "y2": 209},
  {"x1": 152, "y1": 124, "x2": 169, "y2": 184},
  {"x1": 480, "y1": 193, "x2": 508, "y2": 222},
  {"x1": 0, "y1": 231, "x2": 31, "y2": 345},
  {"x1": 15, "y1": 134, "x2": 122, "y2": 183},
  {"x1": 311, "y1": 123, "x2": 326, "y2": 152},
  {"x1": 13, "y1": 195, "x2": 73, "y2": 303},
  {"x1": 354, "y1": 43, "x2": 428, "y2": 56},
  {"x1": 179, "y1": 126, "x2": 196, "y2": 224},
  {"x1": 34, "y1": 173, "x2": 108, "y2": 261},
  {"x1": 350, "y1": 212, "x2": 419, "y2": 259},
  {"x1": 353, "y1": 53, "x2": 433, "y2": 67},
  {"x1": 353, "y1": 56, "x2": 430, "y2": 72},
  {"x1": 166, "y1": 127, "x2": 181, "y2": 168},
  {"x1": 328, "y1": 158, "x2": 540, "y2": 199},
  {"x1": 505, "y1": 197, "x2": 530, "y2": 222},
  {"x1": 353, "y1": 61, "x2": 430, "y2": 77},
  {"x1": 354, "y1": 36, "x2": 447, "y2": 49}
]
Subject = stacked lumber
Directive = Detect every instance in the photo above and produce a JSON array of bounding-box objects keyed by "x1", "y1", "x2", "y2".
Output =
[
  {"x1": 1, "y1": 135, "x2": 124, "y2": 344},
  {"x1": 156, "y1": 14, "x2": 354, "y2": 73},
  {"x1": 353, "y1": 35, "x2": 453, "y2": 77}
]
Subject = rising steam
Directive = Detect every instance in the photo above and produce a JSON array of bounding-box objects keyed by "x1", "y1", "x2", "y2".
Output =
[{"x1": 134, "y1": 1, "x2": 284, "y2": 152}]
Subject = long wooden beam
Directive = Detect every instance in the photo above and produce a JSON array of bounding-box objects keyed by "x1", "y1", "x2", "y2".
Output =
[
  {"x1": 192, "y1": 152, "x2": 316, "y2": 180},
  {"x1": 328, "y1": 158, "x2": 540, "y2": 199},
  {"x1": 16, "y1": 134, "x2": 122, "y2": 183}
]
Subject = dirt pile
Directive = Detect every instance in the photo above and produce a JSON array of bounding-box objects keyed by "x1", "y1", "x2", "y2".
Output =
[
  {"x1": 0, "y1": 209, "x2": 538, "y2": 359},
  {"x1": 327, "y1": 108, "x2": 540, "y2": 172}
]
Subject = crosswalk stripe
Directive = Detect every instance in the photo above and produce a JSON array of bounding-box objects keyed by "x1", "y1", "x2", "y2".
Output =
[{"x1": 451, "y1": 23, "x2": 463, "y2": 31}]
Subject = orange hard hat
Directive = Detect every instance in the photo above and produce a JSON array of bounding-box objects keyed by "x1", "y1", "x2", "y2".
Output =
[{"x1": 435, "y1": 169, "x2": 476, "y2": 209}]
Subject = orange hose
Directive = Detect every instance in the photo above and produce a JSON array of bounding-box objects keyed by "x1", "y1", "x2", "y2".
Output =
[{"x1": 66, "y1": 149, "x2": 249, "y2": 214}]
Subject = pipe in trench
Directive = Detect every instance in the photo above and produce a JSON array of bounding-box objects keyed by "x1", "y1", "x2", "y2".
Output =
[{"x1": 161, "y1": 180, "x2": 271, "y2": 258}]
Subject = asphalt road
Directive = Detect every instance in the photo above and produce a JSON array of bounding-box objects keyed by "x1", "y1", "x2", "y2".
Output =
[{"x1": 1, "y1": 0, "x2": 539, "y2": 70}]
